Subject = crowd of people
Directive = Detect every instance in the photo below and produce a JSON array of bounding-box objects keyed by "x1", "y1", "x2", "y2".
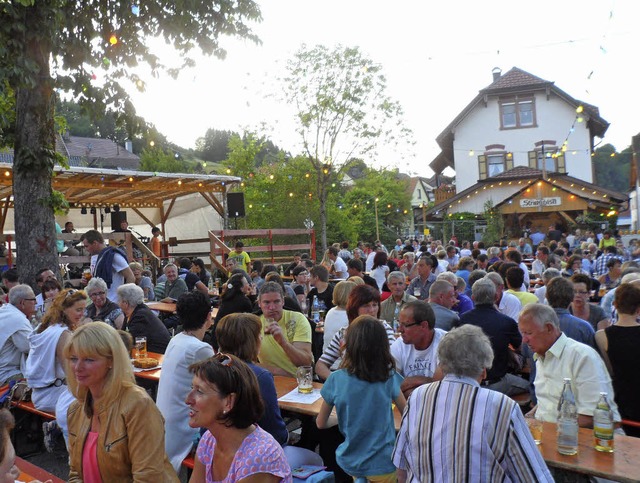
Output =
[{"x1": 1, "y1": 225, "x2": 639, "y2": 482}]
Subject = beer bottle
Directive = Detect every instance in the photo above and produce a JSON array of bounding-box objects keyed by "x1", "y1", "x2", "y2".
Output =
[
  {"x1": 557, "y1": 378, "x2": 579, "y2": 455},
  {"x1": 393, "y1": 302, "x2": 401, "y2": 333},
  {"x1": 594, "y1": 392, "x2": 614, "y2": 452}
]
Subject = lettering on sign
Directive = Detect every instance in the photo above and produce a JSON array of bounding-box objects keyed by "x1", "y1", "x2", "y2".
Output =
[{"x1": 520, "y1": 197, "x2": 562, "y2": 208}]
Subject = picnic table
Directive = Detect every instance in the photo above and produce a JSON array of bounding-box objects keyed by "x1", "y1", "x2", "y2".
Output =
[{"x1": 16, "y1": 457, "x2": 65, "y2": 483}]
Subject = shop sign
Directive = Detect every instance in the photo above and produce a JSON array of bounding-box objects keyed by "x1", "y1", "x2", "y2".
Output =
[{"x1": 520, "y1": 197, "x2": 562, "y2": 208}]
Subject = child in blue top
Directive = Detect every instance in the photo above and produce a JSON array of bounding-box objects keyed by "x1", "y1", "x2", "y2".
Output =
[{"x1": 317, "y1": 315, "x2": 405, "y2": 482}]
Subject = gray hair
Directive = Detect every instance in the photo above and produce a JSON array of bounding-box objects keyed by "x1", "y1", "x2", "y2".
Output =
[
  {"x1": 258, "y1": 281, "x2": 284, "y2": 300},
  {"x1": 86, "y1": 277, "x2": 108, "y2": 294},
  {"x1": 9, "y1": 284, "x2": 35, "y2": 306},
  {"x1": 436, "y1": 271, "x2": 457, "y2": 286},
  {"x1": 488, "y1": 246, "x2": 501, "y2": 257},
  {"x1": 484, "y1": 272, "x2": 504, "y2": 287},
  {"x1": 163, "y1": 263, "x2": 177, "y2": 273},
  {"x1": 471, "y1": 278, "x2": 496, "y2": 305},
  {"x1": 541, "y1": 268, "x2": 561, "y2": 284},
  {"x1": 519, "y1": 303, "x2": 559, "y2": 329},
  {"x1": 117, "y1": 283, "x2": 144, "y2": 306},
  {"x1": 429, "y1": 279, "x2": 453, "y2": 299},
  {"x1": 387, "y1": 271, "x2": 406, "y2": 284},
  {"x1": 403, "y1": 252, "x2": 415, "y2": 261},
  {"x1": 437, "y1": 325, "x2": 494, "y2": 378}
]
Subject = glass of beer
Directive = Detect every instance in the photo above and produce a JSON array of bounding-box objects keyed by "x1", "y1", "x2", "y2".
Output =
[
  {"x1": 134, "y1": 336, "x2": 147, "y2": 359},
  {"x1": 413, "y1": 287, "x2": 421, "y2": 298},
  {"x1": 296, "y1": 366, "x2": 313, "y2": 394},
  {"x1": 83, "y1": 269, "x2": 92, "y2": 281},
  {"x1": 527, "y1": 418, "x2": 543, "y2": 445}
]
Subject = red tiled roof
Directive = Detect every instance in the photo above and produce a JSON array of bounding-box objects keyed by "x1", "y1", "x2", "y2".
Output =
[{"x1": 483, "y1": 67, "x2": 551, "y2": 91}]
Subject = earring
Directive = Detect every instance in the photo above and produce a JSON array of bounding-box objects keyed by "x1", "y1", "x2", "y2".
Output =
[{"x1": 223, "y1": 410, "x2": 227, "y2": 414}]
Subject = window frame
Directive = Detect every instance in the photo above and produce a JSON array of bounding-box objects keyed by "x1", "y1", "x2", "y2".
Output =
[{"x1": 499, "y1": 96, "x2": 537, "y2": 130}]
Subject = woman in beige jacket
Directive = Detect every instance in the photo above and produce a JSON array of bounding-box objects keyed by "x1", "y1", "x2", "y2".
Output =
[{"x1": 66, "y1": 322, "x2": 178, "y2": 482}]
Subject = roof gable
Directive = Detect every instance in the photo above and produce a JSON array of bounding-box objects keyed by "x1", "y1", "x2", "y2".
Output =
[{"x1": 482, "y1": 67, "x2": 551, "y2": 92}]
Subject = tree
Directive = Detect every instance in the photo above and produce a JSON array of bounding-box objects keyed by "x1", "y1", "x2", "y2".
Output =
[
  {"x1": 139, "y1": 147, "x2": 193, "y2": 173},
  {"x1": 0, "y1": 0, "x2": 261, "y2": 286},
  {"x1": 195, "y1": 128, "x2": 235, "y2": 163},
  {"x1": 592, "y1": 144, "x2": 632, "y2": 193},
  {"x1": 277, "y1": 44, "x2": 413, "y2": 252},
  {"x1": 343, "y1": 168, "x2": 411, "y2": 244}
]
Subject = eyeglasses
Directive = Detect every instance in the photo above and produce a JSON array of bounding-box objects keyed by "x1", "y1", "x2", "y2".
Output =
[
  {"x1": 213, "y1": 353, "x2": 233, "y2": 367},
  {"x1": 89, "y1": 291, "x2": 106, "y2": 298},
  {"x1": 399, "y1": 320, "x2": 422, "y2": 329},
  {"x1": 574, "y1": 291, "x2": 589, "y2": 296},
  {"x1": 22, "y1": 298, "x2": 36, "y2": 302},
  {"x1": 65, "y1": 289, "x2": 78, "y2": 299}
]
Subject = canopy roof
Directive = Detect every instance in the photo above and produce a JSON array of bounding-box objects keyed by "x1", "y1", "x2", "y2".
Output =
[{"x1": 0, "y1": 163, "x2": 240, "y2": 211}]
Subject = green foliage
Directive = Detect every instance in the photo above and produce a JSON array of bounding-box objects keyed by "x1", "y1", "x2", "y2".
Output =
[
  {"x1": 343, "y1": 168, "x2": 411, "y2": 244},
  {"x1": 592, "y1": 144, "x2": 632, "y2": 193},
  {"x1": 39, "y1": 189, "x2": 70, "y2": 216},
  {"x1": 195, "y1": 128, "x2": 234, "y2": 163},
  {"x1": 482, "y1": 200, "x2": 504, "y2": 245},
  {"x1": 0, "y1": 0, "x2": 261, "y2": 144},
  {"x1": 139, "y1": 147, "x2": 193, "y2": 173}
]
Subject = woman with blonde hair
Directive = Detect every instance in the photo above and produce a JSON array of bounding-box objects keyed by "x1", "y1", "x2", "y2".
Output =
[
  {"x1": 26, "y1": 288, "x2": 87, "y2": 449},
  {"x1": 66, "y1": 322, "x2": 178, "y2": 482}
]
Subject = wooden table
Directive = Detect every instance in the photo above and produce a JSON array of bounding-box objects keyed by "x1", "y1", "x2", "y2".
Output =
[
  {"x1": 133, "y1": 351, "x2": 164, "y2": 382},
  {"x1": 16, "y1": 456, "x2": 66, "y2": 483},
  {"x1": 145, "y1": 301, "x2": 177, "y2": 313},
  {"x1": 273, "y1": 375, "x2": 402, "y2": 431},
  {"x1": 538, "y1": 421, "x2": 640, "y2": 482}
]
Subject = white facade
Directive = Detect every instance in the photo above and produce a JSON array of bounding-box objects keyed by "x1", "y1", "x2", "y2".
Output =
[{"x1": 453, "y1": 91, "x2": 593, "y2": 192}]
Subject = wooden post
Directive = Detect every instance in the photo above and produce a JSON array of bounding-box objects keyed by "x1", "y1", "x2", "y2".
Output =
[{"x1": 269, "y1": 230, "x2": 274, "y2": 263}]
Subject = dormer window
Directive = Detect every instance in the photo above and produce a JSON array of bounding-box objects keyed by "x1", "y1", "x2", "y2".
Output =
[{"x1": 500, "y1": 96, "x2": 536, "y2": 129}]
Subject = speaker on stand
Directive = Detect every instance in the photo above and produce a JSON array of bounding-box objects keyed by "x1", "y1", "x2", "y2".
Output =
[{"x1": 227, "y1": 192, "x2": 245, "y2": 230}]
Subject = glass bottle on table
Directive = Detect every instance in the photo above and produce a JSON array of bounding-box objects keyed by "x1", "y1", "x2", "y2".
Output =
[
  {"x1": 557, "y1": 378, "x2": 579, "y2": 455},
  {"x1": 593, "y1": 392, "x2": 614, "y2": 452}
]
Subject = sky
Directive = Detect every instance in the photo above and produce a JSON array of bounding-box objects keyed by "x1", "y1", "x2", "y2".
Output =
[{"x1": 128, "y1": 0, "x2": 640, "y2": 178}]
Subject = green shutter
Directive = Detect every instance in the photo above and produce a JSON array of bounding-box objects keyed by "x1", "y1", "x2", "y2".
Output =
[
  {"x1": 505, "y1": 155, "x2": 514, "y2": 171},
  {"x1": 528, "y1": 151, "x2": 537, "y2": 169},
  {"x1": 557, "y1": 153, "x2": 566, "y2": 173},
  {"x1": 478, "y1": 155, "x2": 487, "y2": 180}
]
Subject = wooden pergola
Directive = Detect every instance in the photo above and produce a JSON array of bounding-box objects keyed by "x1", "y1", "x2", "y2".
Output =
[{"x1": 0, "y1": 163, "x2": 241, "y2": 236}]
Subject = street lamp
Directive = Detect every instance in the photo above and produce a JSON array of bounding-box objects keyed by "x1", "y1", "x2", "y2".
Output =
[{"x1": 374, "y1": 198, "x2": 380, "y2": 241}]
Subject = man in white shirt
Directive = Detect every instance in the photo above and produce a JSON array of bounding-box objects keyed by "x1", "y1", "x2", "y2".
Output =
[
  {"x1": 0, "y1": 285, "x2": 37, "y2": 385},
  {"x1": 327, "y1": 246, "x2": 348, "y2": 279},
  {"x1": 519, "y1": 304, "x2": 620, "y2": 428},
  {"x1": 34, "y1": 268, "x2": 56, "y2": 312},
  {"x1": 391, "y1": 300, "x2": 446, "y2": 398},
  {"x1": 484, "y1": 272, "x2": 522, "y2": 320}
]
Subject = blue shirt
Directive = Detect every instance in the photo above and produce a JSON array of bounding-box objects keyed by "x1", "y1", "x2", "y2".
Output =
[{"x1": 321, "y1": 369, "x2": 402, "y2": 477}]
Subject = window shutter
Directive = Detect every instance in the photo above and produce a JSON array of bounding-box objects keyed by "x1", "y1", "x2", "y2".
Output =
[
  {"x1": 478, "y1": 155, "x2": 487, "y2": 180},
  {"x1": 528, "y1": 151, "x2": 537, "y2": 169},
  {"x1": 556, "y1": 153, "x2": 566, "y2": 173},
  {"x1": 505, "y1": 155, "x2": 514, "y2": 171}
]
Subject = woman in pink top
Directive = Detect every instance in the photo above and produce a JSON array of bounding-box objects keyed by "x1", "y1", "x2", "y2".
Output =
[{"x1": 187, "y1": 354, "x2": 292, "y2": 483}]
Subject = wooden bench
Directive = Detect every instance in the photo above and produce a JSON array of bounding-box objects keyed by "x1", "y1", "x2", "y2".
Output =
[{"x1": 11, "y1": 400, "x2": 56, "y2": 420}]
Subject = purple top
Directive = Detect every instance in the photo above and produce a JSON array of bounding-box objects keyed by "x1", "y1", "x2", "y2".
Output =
[{"x1": 196, "y1": 426, "x2": 292, "y2": 483}]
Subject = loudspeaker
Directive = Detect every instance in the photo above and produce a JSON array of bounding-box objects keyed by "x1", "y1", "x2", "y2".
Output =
[
  {"x1": 111, "y1": 211, "x2": 128, "y2": 231},
  {"x1": 227, "y1": 193, "x2": 245, "y2": 218}
]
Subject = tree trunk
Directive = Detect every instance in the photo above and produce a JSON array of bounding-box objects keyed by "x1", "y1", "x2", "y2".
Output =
[{"x1": 13, "y1": 15, "x2": 58, "y2": 290}]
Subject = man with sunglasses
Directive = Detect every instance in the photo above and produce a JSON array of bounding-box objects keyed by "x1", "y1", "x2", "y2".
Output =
[
  {"x1": 391, "y1": 300, "x2": 446, "y2": 398},
  {"x1": 258, "y1": 282, "x2": 312, "y2": 377}
]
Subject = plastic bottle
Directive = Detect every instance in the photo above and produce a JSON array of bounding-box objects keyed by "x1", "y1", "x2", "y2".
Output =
[
  {"x1": 279, "y1": 265, "x2": 285, "y2": 277},
  {"x1": 208, "y1": 276, "x2": 214, "y2": 291},
  {"x1": 593, "y1": 392, "x2": 614, "y2": 452},
  {"x1": 557, "y1": 378, "x2": 579, "y2": 455},
  {"x1": 311, "y1": 295, "x2": 320, "y2": 323}
]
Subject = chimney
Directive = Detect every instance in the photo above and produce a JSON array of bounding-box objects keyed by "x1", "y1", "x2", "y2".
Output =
[
  {"x1": 125, "y1": 139, "x2": 133, "y2": 153},
  {"x1": 492, "y1": 67, "x2": 502, "y2": 82}
]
